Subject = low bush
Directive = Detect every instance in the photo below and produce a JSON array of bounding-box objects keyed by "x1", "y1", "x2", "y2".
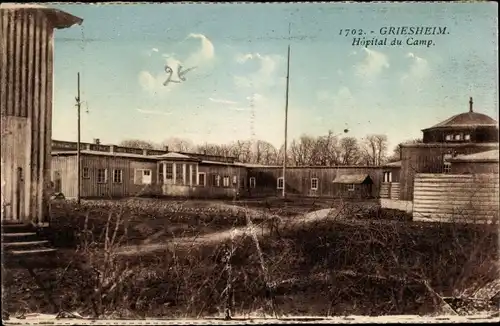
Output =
[{"x1": 5, "y1": 199, "x2": 498, "y2": 318}]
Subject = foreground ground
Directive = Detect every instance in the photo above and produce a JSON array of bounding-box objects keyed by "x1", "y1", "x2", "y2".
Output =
[{"x1": 2, "y1": 197, "x2": 499, "y2": 319}]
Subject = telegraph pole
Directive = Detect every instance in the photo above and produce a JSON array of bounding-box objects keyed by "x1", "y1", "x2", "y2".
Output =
[
  {"x1": 76, "y1": 72, "x2": 81, "y2": 205},
  {"x1": 282, "y1": 23, "x2": 291, "y2": 198}
]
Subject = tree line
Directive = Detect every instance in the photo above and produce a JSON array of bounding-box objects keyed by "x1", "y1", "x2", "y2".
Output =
[{"x1": 120, "y1": 132, "x2": 422, "y2": 167}]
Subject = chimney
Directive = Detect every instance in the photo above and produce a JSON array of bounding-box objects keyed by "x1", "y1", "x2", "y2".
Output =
[
  {"x1": 469, "y1": 97, "x2": 473, "y2": 113},
  {"x1": 94, "y1": 138, "x2": 100, "y2": 145},
  {"x1": 164, "y1": 146, "x2": 169, "y2": 152}
]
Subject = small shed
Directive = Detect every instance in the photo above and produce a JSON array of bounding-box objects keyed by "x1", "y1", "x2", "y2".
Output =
[
  {"x1": 449, "y1": 149, "x2": 499, "y2": 174},
  {"x1": 332, "y1": 174, "x2": 374, "y2": 199}
]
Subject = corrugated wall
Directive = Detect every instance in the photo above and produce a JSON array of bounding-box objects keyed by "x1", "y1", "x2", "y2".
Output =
[
  {"x1": 1, "y1": 9, "x2": 54, "y2": 224},
  {"x1": 413, "y1": 173, "x2": 500, "y2": 223},
  {"x1": 400, "y1": 145, "x2": 500, "y2": 201},
  {"x1": 248, "y1": 167, "x2": 383, "y2": 198}
]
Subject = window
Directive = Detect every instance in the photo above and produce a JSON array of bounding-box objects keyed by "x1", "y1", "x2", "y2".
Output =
[
  {"x1": 134, "y1": 169, "x2": 152, "y2": 185},
  {"x1": 158, "y1": 163, "x2": 164, "y2": 183},
  {"x1": 464, "y1": 134, "x2": 471, "y2": 141},
  {"x1": 223, "y1": 176, "x2": 230, "y2": 187},
  {"x1": 212, "y1": 174, "x2": 221, "y2": 187},
  {"x1": 97, "y1": 169, "x2": 107, "y2": 183},
  {"x1": 249, "y1": 177, "x2": 256, "y2": 189},
  {"x1": 113, "y1": 169, "x2": 123, "y2": 183},
  {"x1": 165, "y1": 163, "x2": 173, "y2": 180},
  {"x1": 347, "y1": 184, "x2": 355, "y2": 192},
  {"x1": 311, "y1": 178, "x2": 319, "y2": 190},
  {"x1": 191, "y1": 165, "x2": 197, "y2": 186},
  {"x1": 443, "y1": 163, "x2": 452, "y2": 173},
  {"x1": 82, "y1": 167, "x2": 90, "y2": 179},
  {"x1": 383, "y1": 171, "x2": 392, "y2": 183},
  {"x1": 445, "y1": 134, "x2": 452, "y2": 141},
  {"x1": 443, "y1": 153, "x2": 452, "y2": 174},
  {"x1": 175, "y1": 163, "x2": 184, "y2": 185},
  {"x1": 277, "y1": 177, "x2": 284, "y2": 190},
  {"x1": 454, "y1": 134, "x2": 462, "y2": 141},
  {"x1": 198, "y1": 172, "x2": 206, "y2": 186},
  {"x1": 232, "y1": 176, "x2": 238, "y2": 185}
]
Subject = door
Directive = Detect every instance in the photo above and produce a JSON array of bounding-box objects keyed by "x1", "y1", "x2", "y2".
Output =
[
  {"x1": 53, "y1": 171, "x2": 62, "y2": 193},
  {"x1": 15, "y1": 167, "x2": 23, "y2": 220}
]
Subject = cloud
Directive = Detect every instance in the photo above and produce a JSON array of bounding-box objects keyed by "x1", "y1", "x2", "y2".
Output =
[
  {"x1": 138, "y1": 71, "x2": 171, "y2": 95},
  {"x1": 234, "y1": 53, "x2": 284, "y2": 89},
  {"x1": 185, "y1": 33, "x2": 215, "y2": 66},
  {"x1": 152, "y1": 48, "x2": 159, "y2": 52},
  {"x1": 209, "y1": 97, "x2": 239, "y2": 105},
  {"x1": 139, "y1": 33, "x2": 215, "y2": 95},
  {"x1": 355, "y1": 48, "x2": 389, "y2": 79},
  {"x1": 316, "y1": 86, "x2": 356, "y2": 110},
  {"x1": 401, "y1": 52, "x2": 430, "y2": 82}
]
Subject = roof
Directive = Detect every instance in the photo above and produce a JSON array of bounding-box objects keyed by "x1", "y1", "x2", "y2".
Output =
[
  {"x1": 383, "y1": 160, "x2": 402, "y2": 168},
  {"x1": 155, "y1": 152, "x2": 199, "y2": 161},
  {"x1": 332, "y1": 174, "x2": 373, "y2": 184},
  {"x1": 449, "y1": 149, "x2": 499, "y2": 163},
  {"x1": 0, "y1": 4, "x2": 83, "y2": 29},
  {"x1": 52, "y1": 150, "x2": 157, "y2": 160},
  {"x1": 400, "y1": 142, "x2": 499, "y2": 149},
  {"x1": 423, "y1": 111, "x2": 498, "y2": 131}
]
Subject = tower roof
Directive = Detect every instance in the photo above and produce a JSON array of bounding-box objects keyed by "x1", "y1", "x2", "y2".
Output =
[
  {"x1": 0, "y1": 4, "x2": 83, "y2": 29},
  {"x1": 422, "y1": 97, "x2": 498, "y2": 131}
]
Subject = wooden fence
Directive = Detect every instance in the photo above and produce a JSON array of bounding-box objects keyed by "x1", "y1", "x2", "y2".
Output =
[{"x1": 413, "y1": 173, "x2": 499, "y2": 223}]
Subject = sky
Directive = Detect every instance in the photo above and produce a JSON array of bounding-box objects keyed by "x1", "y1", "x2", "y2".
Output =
[{"x1": 49, "y1": 2, "x2": 498, "y2": 151}]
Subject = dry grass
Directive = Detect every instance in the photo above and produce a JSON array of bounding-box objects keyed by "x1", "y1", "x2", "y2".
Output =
[{"x1": 3, "y1": 198, "x2": 498, "y2": 319}]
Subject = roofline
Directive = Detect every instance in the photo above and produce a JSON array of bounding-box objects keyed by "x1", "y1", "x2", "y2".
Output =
[
  {"x1": 422, "y1": 124, "x2": 498, "y2": 132},
  {"x1": 449, "y1": 158, "x2": 499, "y2": 163},
  {"x1": 246, "y1": 165, "x2": 385, "y2": 169},
  {"x1": 332, "y1": 174, "x2": 373, "y2": 184},
  {"x1": 52, "y1": 151, "x2": 230, "y2": 164},
  {"x1": 155, "y1": 154, "x2": 201, "y2": 162},
  {"x1": 401, "y1": 142, "x2": 499, "y2": 149},
  {"x1": 52, "y1": 150, "x2": 158, "y2": 161},
  {"x1": 0, "y1": 4, "x2": 83, "y2": 29}
]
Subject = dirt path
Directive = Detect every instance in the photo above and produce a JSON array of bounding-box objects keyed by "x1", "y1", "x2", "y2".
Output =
[{"x1": 117, "y1": 207, "x2": 339, "y2": 256}]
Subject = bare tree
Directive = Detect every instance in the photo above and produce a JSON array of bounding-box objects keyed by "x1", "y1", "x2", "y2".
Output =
[
  {"x1": 229, "y1": 140, "x2": 252, "y2": 163},
  {"x1": 339, "y1": 137, "x2": 360, "y2": 165},
  {"x1": 289, "y1": 135, "x2": 317, "y2": 166},
  {"x1": 251, "y1": 140, "x2": 278, "y2": 165},
  {"x1": 388, "y1": 138, "x2": 422, "y2": 162},
  {"x1": 119, "y1": 139, "x2": 155, "y2": 149},
  {"x1": 162, "y1": 137, "x2": 195, "y2": 152},
  {"x1": 361, "y1": 134, "x2": 388, "y2": 166},
  {"x1": 310, "y1": 131, "x2": 342, "y2": 166}
]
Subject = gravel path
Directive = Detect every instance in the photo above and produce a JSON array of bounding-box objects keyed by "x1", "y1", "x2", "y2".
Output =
[{"x1": 117, "y1": 207, "x2": 339, "y2": 256}]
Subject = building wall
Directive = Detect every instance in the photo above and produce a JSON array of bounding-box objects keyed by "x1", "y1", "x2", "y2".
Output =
[
  {"x1": 413, "y1": 173, "x2": 499, "y2": 223},
  {"x1": 247, "y1": 167, "x2": 383, "y2": 198},
  {"x1": 51, "y1": 155, "x2": 77, "y2": 197},
  {"x1": 51, "y1": 155, "x2": 161, "y2": 198},
  {"x1": 1, "y1": 9, "x2": 54, "y2": 224},
  {"x1": 451, "y1": 161, "x2": 499, "y2": 174},
  {"x1": 399, "y1": 144, "x2": 499, "y2": 201},
  {"x1": 423, "y1": 127, "x2": 499, "y2": 143},
  {"x1": 195, "y1": 164, "x2": 248, "y2": 198}
]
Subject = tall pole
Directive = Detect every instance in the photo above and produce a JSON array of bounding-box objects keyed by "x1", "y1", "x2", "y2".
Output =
[
  {"x1": 283, "y1": 23, "x2": 291, "y2": 198},
  {"x1": 76, "y1": 72, "x2": 81, "y2": 205}
]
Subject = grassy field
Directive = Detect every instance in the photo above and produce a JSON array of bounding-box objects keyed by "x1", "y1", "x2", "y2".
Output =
[{"x1": 2, "y1": 197, "x2": 498, "y2": 319}]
